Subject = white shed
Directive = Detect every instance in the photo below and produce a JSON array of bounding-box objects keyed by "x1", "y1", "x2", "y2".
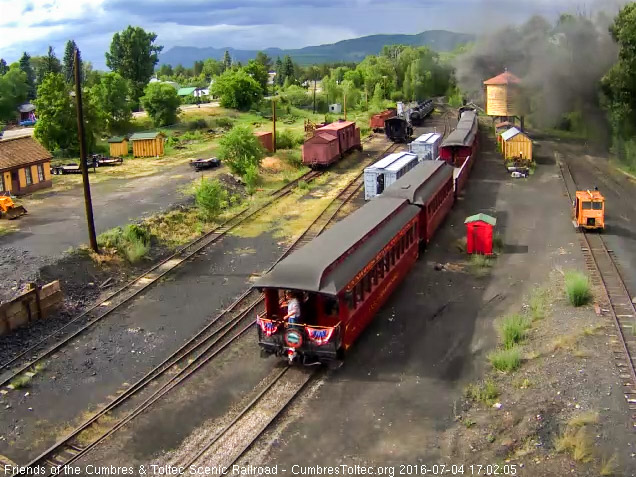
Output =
[
  {"x1": 329, "y1": 103, "x2": 342, "y2": 114},
  {"x1": 409, "y1": 132, "x2": 443, "y2": 161},
  {"x1": 364, "y1": 152, "x2": 419, "y2": 200}
]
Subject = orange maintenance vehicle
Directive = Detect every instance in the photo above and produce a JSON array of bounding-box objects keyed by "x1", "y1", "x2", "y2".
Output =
[{"x1": 573, "y1": 189, "x2": 605, "y2": 231}]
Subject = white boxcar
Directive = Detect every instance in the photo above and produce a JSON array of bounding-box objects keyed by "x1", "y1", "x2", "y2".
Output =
[
  {"x1": 364, "y1": 152, "x2": 419, "y2": 200},
  {"x1": 409, "y1": 132, "x2": 443, "y2": 161}
]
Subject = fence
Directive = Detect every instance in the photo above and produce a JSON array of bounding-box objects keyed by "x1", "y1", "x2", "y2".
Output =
[{"x1": 0, "y1": 281, "x2": 63, "y2": 336}]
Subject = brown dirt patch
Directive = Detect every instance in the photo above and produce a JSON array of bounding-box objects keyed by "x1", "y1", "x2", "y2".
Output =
[{"x1": 261, "y1": 156, "x2": 287, "y2": 172}]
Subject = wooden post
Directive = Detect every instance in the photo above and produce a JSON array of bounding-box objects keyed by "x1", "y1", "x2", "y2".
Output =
[
  {"x1": 73, "y1": 48, "x2": 98, "y2": 254},
  {"x1": 272, "y1": 99, "x2": 277, "y2": 153},
  {"x1": 344, "y1": 93, "x2": 347, "y2": 121}
]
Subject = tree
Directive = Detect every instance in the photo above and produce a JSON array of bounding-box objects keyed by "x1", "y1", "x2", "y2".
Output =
[
  {"x1": 282, "y1": 55, "x2": 295, "y2": 84},
  {"x1": 275, "y1": 57, "x2": 284, "y2": 86},
  {"x1": 193, "y1": 60, "x2": 204, "y2": 76},
  {"x1": 82, "y1": 61, "x2": 102, "y2": 88},
  {"x1": 202, "y1": 58, "x2": 222, "y2": 79},
  {"x1": 19, "y1": 52, "x2": 36, "y2": 100},
  {"x1": 0, "y1": 59, "x2": 8, "y2": 76},
  {"x1": 90, "y1": 72, "x2": 132, "y2": 133},
  {"x1": 0, "y1": 66, "x2": 28, "y2": 121},
  {"x1": 174, "y1": 64, "x2": 186, "y2": 77},
  {"x1": 34, "y1": 73, "x2": 82, "y2": 152},
  {"x1": 63, "y1": 40, "x2": 77, "y2": 84},
  {"x1": 281, "y1": 85, "x2": 311, "y2": 107},
  {"x1": 217, "y1": 125, "x2": 265, "y2": 176},
  {"x1": 243, "y1": 59, "x2": 268, "y2": 93},
  {"x1": 44, "y1": 46, "x2": 62, "y2": 76},
  {"x1": 158, "y1": 64, "x2": 173, "y2": 77},
  {"x1": 255, "y1": 51, "x2": 272, "y2": 70},
  {"x1": 106, "y1": 26, "x2": 163, "y2": 106},
  {"x1": 223, "y1": 50, "x2": 232, "y2": 71},
  {"x1": 33, "y1": 46, "x2": 62, "y2": 87},
  {"x1": 372, "y1": 82, "x2": 385, "y2": 108},
  {"x1": 140, "y1": 82, "x2": 180, "y2": 126},
  {"x1": 211, "y1": 69, "x2": 263, "y2": 110}
]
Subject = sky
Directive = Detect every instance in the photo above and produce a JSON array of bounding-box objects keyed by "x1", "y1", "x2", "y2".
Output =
[{"x1": 0, "y1": 0, "x2": 627, "y2": 70}]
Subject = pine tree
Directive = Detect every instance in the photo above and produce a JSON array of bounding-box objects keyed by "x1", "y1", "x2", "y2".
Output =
[
  {"x1": 0, "y1": 59, "x2": 7, "y2": 75},
  {"x1": 223, "y1": 50, "x2": 232, "y2": 71},
  {"x1": 275, "y1": 57, "x2": 284, "y2": 86},
  {"x1": 44, "y1": 46, "x2": 62, "y2": 75},
  {"x1": 63, "y1": 40, "x2": 77, "y2": 84},
  {"x1": 283, "y1": 55, "x2": 294, "y2": 85},
  {"x1": 19, "y1": 52, "x2": 36, "y2": 100}
]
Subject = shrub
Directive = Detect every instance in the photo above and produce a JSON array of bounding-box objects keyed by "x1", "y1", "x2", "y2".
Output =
[
  {"x1": 465, "y1": 379, "x2": 499, "y2": 405},
  {"x1": 140, "y1": 83, "x2": 181, "y2": 127},
  {"x1": 276, "y1": 129, "x2": 303, "y2": 150},
  {"x1": 488, "y1": 347, "x2": 522, "y2": 372},
  {"x1": 281, "y1": 85, "x2": 312, "y2": 108},
  {"x1": 281, "y1": 150, "x2": 303, "y2": 169},
  {"x1": 217, "y1": 125, "x2": 265, "y2": 176},
  {"x1": 390, "y1": 91, "x2": 404, "y2": 102},
  {"x1": 210, "y1": 117, "x2": 235, "y2": 130},
  {"x1": 499, "y1": 314, "x2": 530, "y2": 349},
  {"x1": 244, "y1": 164, "x2": 260, "y2": 195},
  {"x1": 555, "y1": 426, "x2": 593, "y2": 462},
  {"x1": 187, "y1": 118, "x2": 209, "y2": 130},
  {"x1": 97, "y1": 224, "x2": 150, "y2": 264},
  {"x1": 564, "y1": 271, "x2": 592, "y2": 307},
  {"x1": 194, "y1": 178, "x2": 228, "y2": 220},
  {"x1": 529, "y1": 287, "x2": 549, "y2": 321}
]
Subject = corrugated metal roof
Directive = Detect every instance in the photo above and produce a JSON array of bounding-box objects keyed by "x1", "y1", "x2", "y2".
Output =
[
  {"x1": 18, "y1": 103, "x2": 36, "y2": 113},
  {"x1": 483, "y1": 71, "x2": 521, "y2": 85},
  {"x1": 366, "y1": 152, "x2": 407, "y2": 171},
  {"x1": 465, "y1": 214, "x2": 497, "y2": 226},
  {"x1": 384, "y1": 153, "x2": 418, "y2": 172},
  {"x1": 130, "y1": 132, "x2": 165, "y2": 141},
  {"x1": 317, "y1": 120, "x2": 355, "y2": 131},
  {"x1": 107, "y1": 136, "x2": 127, "y2": 143},
  {"x1": 254, "y1": 198, "x2": 418, "y2": 295},
  {"x1": 177, "y1": 87, "x2": 198, "y2": 96},
  {"x1": 424, "y1": 133, "x2": 442, "y2": 144},
  {"x1": 501, "y1": 127, "x2": 522, "y2": 141},
  {"x1": 0, "y1": 136, "x2": 52, "y2": 172},
  {"x1": 414, "y1": 132, "x2": 434, "y2": 143}
]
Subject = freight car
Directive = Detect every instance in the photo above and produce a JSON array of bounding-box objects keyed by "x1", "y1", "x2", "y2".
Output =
[
  {"x1": 409, "y1": 132, "x2": 443, "y2": 161},
  {"x1": 302, "y1": 120, "x2": 362, "y2": 168},
  {"x1": 439, "y1": 110, "x2": 479, "y2": 167},
  {"x1": 385, "y1": 116, "x2": 413, "y2": 143},
  {"x1": 369, "y1": 109, "x2": 396, "y2": 132},
  {"x1": 363, "y1": 152, "x2": 419, "y2": 200},
  {"x1": 255, "y1": 159, "x2": 463, "y2": 365}
]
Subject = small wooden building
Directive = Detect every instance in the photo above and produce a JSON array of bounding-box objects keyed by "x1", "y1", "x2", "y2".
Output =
[
  {"x1": 501, "y1": 127, "x2": 533, "y2": 163},
  {"x1": 254, "y1": 131, "x2": 274, "y2": 153},
  {"x1": 107, "y1": 136, "x2": 129, "y2": 157},
  {"x1": 130, "y1": 132, "x2": 165, "y2": 158},
  {"x1": 484, "y1": 71, "x2": 521, "y2": 118},
  {"x1": 0, "y1": 136, "x2": 52, "y2": 195}
]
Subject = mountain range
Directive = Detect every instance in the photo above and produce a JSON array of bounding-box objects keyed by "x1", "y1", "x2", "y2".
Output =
[{"x1": 159, "y1": 30, "x2": 474, "y2": 67}]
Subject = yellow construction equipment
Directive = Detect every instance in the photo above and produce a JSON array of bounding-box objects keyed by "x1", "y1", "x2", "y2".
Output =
[
  {"x1": 0, "y1": 196, "x2": 27, "y2": 220},
  {"x1": 573, "y1": 189, "x2": 604, "y2": 231}
]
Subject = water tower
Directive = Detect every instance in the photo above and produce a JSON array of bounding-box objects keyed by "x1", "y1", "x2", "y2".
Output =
[{"x1": 483, "y1": 70, "x2": 524, "y2": 129}]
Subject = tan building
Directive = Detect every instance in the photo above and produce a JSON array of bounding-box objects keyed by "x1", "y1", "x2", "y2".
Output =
[
  {"x1": 108, "y1": 136, "x2": 129, "y2": 157},
  {"x1": 0, "y1": 137, "x2": 52, "y2": 195},
  {"x1": 484, "y1": 70, "x2": 521, "y2": 118},
  {"x1": 130, "y1": 132, "x2": 166, "y2": 158}
]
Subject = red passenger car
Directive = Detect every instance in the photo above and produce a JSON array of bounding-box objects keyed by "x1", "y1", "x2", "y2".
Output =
[
  {"x1": 255, "y1": 197, "x2": 421, "y2": 365},
  {"x1": 301, "y1": 120, "x2": 362, "y2": 168},
  {"x1": 439, "y1": 110, "x2": 479, "y2": 167},
  {"x1": 381, "y1": 161, "x2": 455, "y2": 244},
  {"x1": 369, "y1": 109, "x2": 396, "y2": 132}
]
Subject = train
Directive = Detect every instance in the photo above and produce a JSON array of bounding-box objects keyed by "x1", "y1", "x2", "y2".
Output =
[
  {"x1": 384, "y1": 100, "x2": 435, "y2": 143},
  {"x1": 369, "y1": 109, "x2": 396, "y2": 132},
  {"x1": 255, "y1": 120, "x2": 478, "y2": 365},
  {"x1": 439, "y1": 109, "x2": 479, "y2": 167},
  {"x1": 301, "y1": 120, "x2": 362, "y2": 168}
]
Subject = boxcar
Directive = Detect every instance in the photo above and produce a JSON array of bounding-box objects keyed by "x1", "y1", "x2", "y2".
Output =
[
  {"x1": 364, "y1": 152, "x2": 418, "y2": 200},
  {"x1": 370, "y1": 109, "x2": 396, "y2": 132},
  {"x1": 302, "y1": 120, "x2": 362, "y2": 168},
  {"x1": 385, "y1": 117, "x2": 413, "y2": 143},
  {"x1": 409, "y1": 132, "x2": 443, "y2": 161},
  {"x1": 453, "y1": 154, "x2": 472, "y2": 198},
  {"x1": 255, "y1": 197, "x2": 421, "y2": 365},
  {"x1": 380, "y1": 161, "x2": 455, "y2": 244},
  {"x1": 439, "y1": 110, "x2": 478, "y2": 167}
]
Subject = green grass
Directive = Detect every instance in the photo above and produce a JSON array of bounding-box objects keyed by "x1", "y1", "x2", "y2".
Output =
[
  {"x1": 499, "y1": 314, "x2": 531, "y2": 349},
  {"x1": 465, "y1": 379, "x2": 499, "y2": 405},
  {"x1": 600, "y1": 454, "x2": 619, "y2": 476},
  {"x1": 488, "y1": 347, "x2": 522, "y2": 373},
  {"x1": 528, "y1": 287, "x2": 549, "y2": 321},
  {"x1": 9, "y1": 374, "x2": 32, "y2": 389},
  {"x1": 564, "y1": 271, "x2": 592, "y2": 307},
  {"x1": 97, "y1": 224, "x2": 151, "y2": 264},
  {"x1": 469, "y1": 254, "x2": 495, "y2": 277}
]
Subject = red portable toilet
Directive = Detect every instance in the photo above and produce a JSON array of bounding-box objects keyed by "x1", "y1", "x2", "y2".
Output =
[{"x1": 465, "y1": 214, "x2": 497, "y2": 255}]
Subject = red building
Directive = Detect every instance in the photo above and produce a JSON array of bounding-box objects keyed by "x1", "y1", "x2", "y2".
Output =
[
  {"x1": 254, "y1": 131, "x2": 274, "y2": 153},
  {"x1": 465, "y1": 214, "x2": 497, "y2": 255}
]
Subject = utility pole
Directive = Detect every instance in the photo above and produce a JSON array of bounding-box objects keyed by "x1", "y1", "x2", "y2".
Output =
[
  {"x1": 73, "y1": 48, "x2": 98, "y2": 253},
  {"x1": 272, "y1": 98, "x2": 277, "y2": 153},
  {"x1": 343, "y1": 93, "x2": 347, "y2": 121},
  {"x1": 313, "y1": 79, "x2": 316, "y2": 114}
]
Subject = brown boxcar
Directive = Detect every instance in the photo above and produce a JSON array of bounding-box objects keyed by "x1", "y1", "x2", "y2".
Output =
[
  {"x1": 302, "y1": 120, "x2": 362, "y2": 167},
  {"x1": 317, "y1": 120, "x2": 361, "y2": 156},
  {"x1": 369, "y1": 109, "x2": 396, "y2": 131},
  {"x1": 254, "y1": 131, "x2": 274, "y2": 153}
]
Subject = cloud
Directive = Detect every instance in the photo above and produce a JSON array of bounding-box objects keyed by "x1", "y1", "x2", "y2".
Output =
[{"x1": 0, "y1": 0, "x2": 627, "y2": 69}]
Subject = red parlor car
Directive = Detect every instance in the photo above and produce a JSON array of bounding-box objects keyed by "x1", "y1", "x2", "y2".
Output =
[
  {"x1": 254, "y1": 197, "x2": 421, "y2": 365},
  {"x1": 439, "y1": 109, "x2": 479, "y2": 167}
]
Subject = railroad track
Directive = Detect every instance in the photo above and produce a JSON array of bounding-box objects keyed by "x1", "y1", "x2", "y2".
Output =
[
  {"x1": 559, "y1": 157, "x2": 636, "y2": 428},
  {"x1": 23, "y1": 141, "x2": 398, "y2": 472},
  {"x1": 0, "y1": 169, "x2": 323, "y2": 388},
  {"x1": 181, "y1": 366, "x2": 313, "y2": 470}
]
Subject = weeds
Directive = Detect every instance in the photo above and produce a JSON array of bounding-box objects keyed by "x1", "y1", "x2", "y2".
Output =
[
  {"x1": 569, "y1": 411, "x2": 599, "y2": 427},
  {"x1": 297, "y1": 180, "x2": 309, "y2": 191},
  {"x1": 492, "y1": 234, "x2": 504, "y2": 253},
  {"x1": 489, "y1": 347, "x2": 522, "y2": 373},
  {"x1": 194, "y1": 178, "x2": 228, "y2": 220},
  {"x1": 528, "y1": 287, "x2": 549, "y2": 321},
  {"x1": 469, "y1": 254, "x2": 494, "y2": 277},
  {"x1": 454, "y1": 237, "x2": 467, "y2": 253},
  {"x1": 276, "y1": 129, "x2": 304, "y2": 149},
  {"x1": 499, "y1": 314, "x2": 531, "y2": 349},
  {"x1": 513, "y1": 378, "x2": 532, "y2": 389},
  {"x1": 463, "y1": 419, "x2": 476, "y2": 428},
  {"x1": 97, "y1": 224, "x2": 151, "y2": 264},
  {"x1": 465, "y1": 379, "x2": 499, "y2": 406},
  {"x1": 564, "y1": 270, "x2": 592, "y2": 307},
  {"x1": 554, "y1": 426, "x2": 593, "y2": 462},
  {"x1": 600, "y1": 454, "x2": 619, "y2": 476},
  {"x1": 9, "y1": 374, "x2": 32, "y2": 389}
]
